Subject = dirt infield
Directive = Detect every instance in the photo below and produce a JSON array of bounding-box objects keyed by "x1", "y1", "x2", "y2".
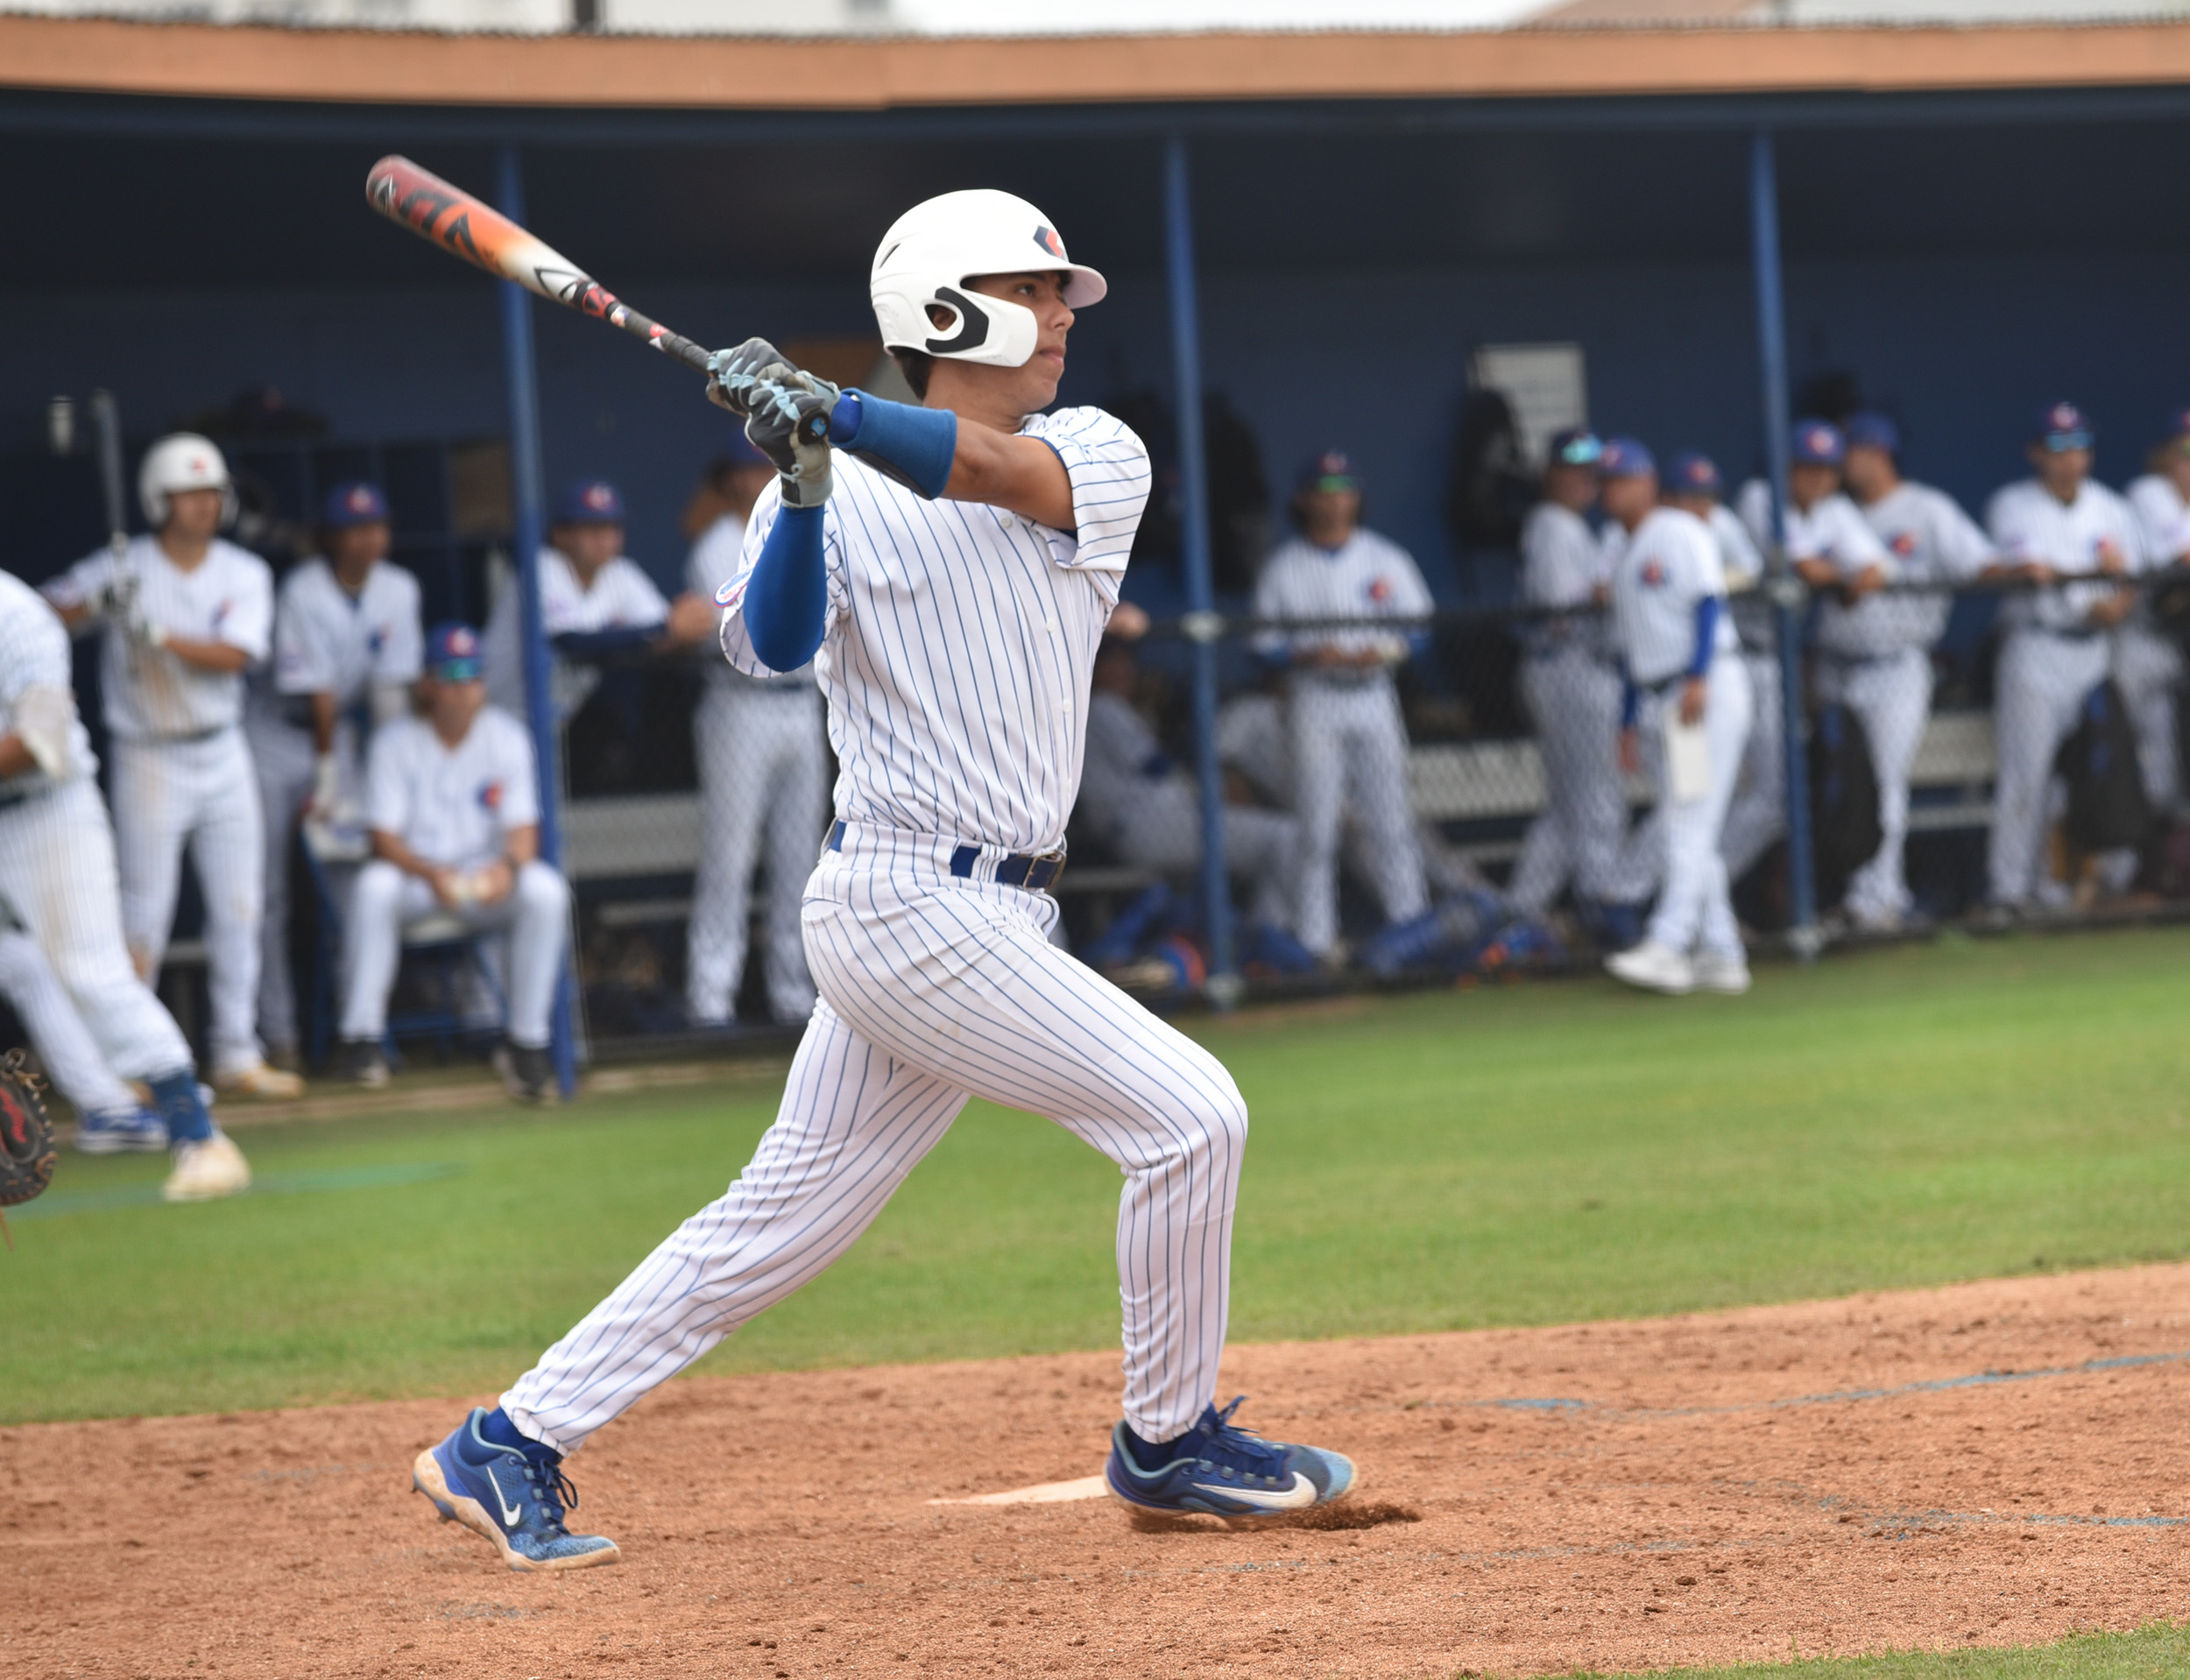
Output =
[{"x1": 8, "y1": 1265, "x2": 2190, "y2": 1679}]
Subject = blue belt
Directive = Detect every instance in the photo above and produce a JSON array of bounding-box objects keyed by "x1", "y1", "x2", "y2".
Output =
[{"x1": 826, "y1": 819, "x2": 1067, "y2": 893}]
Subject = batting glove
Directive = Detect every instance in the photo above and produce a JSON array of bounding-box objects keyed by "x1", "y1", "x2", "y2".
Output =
[
  {"x1": 745, "y1": 371, "x2": 842, "y2": 510},
  {"x1": 706, "y1": 337, "x2": 798, "y2": 419}
]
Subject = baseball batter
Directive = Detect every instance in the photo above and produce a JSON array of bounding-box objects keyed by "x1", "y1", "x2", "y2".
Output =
[
  {"x1": 682, "y1": 441, "x2": 828, "y2": 1028},
  {"x1": 1838, "y1": 414, "x2": 1996, "y2": 929},
  {"x1": 2118, "y1": 408, "x2": 2190, "y2": 819},
  {"x1": 1601, "y1": 440, "x2": 1753, "y2": 997},
  {"x1": 0, "y1": 567, "x2": 245, "y2": 1199},
  {"x1": 43, "y1": 435, "x2": 297, "y2": 1100},
  {"x1": 0, "y1": 930, "x2": 166, "y2": 1152},
  {"x1": 244, "y1": 481, "x2": 423, "y2": 1065},
  {"x1": 1508, "y1": 428, "x2": 1650, "y2": 921},
  {"x1": 412, "y1": 188, "x2": 1356, "y2": 1571},
  {"x1": 1251, "y1": 453, "x2": 1432, "y2": 963},
  {"x1": 1983, "y1": 403, "x2": 2143, "y2": 912}
]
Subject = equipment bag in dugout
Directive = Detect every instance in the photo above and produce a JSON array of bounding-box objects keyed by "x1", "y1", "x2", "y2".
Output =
[
  {"x1": 2056, "y1": 679, "x2": 2151, "y2": 854},
  {"x1": 0, "y1": 1049, "x2": 56, "y2": 1239},
  {"x1": 1808, "y1": 702, "x2": 1883, "y2": 911}
]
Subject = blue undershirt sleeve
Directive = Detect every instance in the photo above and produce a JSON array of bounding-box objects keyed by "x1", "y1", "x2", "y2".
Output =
[
  {"x1": 1619, "y1": 661, "x2": 1640, "y2": 730},
  {"x1": 1688, "y1": 596, "x2": 1722, "y2": 680},
  {"x1": 741, "y1": 503, "x2": 828, "y2": 674},
  {"x1": 828, "y1": 390, "x2": 957, "y2": 501}
]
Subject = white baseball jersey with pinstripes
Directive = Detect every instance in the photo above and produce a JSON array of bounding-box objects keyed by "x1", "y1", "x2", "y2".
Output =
[{"x1": 505, "y1": 405, "x2": 1257, "y2": 1455}]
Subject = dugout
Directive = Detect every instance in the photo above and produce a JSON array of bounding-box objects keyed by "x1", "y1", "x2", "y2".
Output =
[{"x1": 5, "y1": 12, "x2": 2190, "y2": 1046}]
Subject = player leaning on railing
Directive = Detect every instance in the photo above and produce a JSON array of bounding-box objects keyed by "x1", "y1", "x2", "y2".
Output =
[{"x1": 410, "y1": 188, "x2": 1359, "y2": 1571}]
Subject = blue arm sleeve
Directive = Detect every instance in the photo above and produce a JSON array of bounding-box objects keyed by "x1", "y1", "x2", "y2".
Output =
[
  {"x1": 551, "y1": 625, "x2": 659, "y2": 660},
  {"x1": 1404, "y1": 629, "x2": 1432, "y2": 662},
  {"x1": 741, "y1": 504, "x2": 828, "y2": 674},
  {"x1": 828, "y1": 390, "x2": 958, "y2": 501},
  {"x1": 1619, "y1": 662, "x2": 1640, "y2": 730},
  {"x1": 1688, "y1": 596, "x2": 1722, "y2": 679}
]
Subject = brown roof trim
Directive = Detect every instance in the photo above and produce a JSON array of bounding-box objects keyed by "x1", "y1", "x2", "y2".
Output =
[{"x1": 6, "y1": 12, "x2": 2190, "y2": 109}]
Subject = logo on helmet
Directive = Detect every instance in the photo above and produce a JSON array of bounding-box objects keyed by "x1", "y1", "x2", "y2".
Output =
[{"x1": 1034, "y1": 225, "x2": 1065, "y2": 261}]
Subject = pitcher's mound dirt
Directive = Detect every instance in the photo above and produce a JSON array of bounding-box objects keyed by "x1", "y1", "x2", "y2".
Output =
[{"x1": 9, "y1": 1264, "x2": 2190, "y2": 1679}]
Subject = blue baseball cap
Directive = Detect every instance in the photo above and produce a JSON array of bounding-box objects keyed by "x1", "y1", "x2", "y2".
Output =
[
  {"x1": 1546, "y1": 427, "x2": 1603, "y2": 469},
  {"x1": 721, "y1": 432, "x2": 772, "y2": 469},
  {"x1": 322, "y1": 481, "x2": 390, "y2": 528},
  {"x1": 1790, "y1": 420, "x2": 1846, "y2": 466},
  {"x1": 2035, "y1": 402, "x2": 2094, "y2": 451},
  {"x1": 1844, "y1": 413, "x2": 1900, "y2": 455},
  {"x1": 1666, "y1": 450, "x2": 1721, "y2": 496},
  {"x1": 555, "y1": 478, "x2": 625, "y2": 525},
  {"x1": 1295, "y1": 449, "x2": 1360, "y2": 494},
  {"x1": 424, "y1": 622, "x2": 484, "y2": 682},
  {"x1": 1598, "y1": 437, "x2": 1656, "y2": 479}
]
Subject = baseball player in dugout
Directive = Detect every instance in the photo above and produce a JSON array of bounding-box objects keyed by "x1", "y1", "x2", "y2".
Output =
[
  {"x1": 1836, "y1": 414, "x2": 1996, "y2": 931},
  {"x1": 1600, "y1": 439, "x2": 1755, "y2": 998},
  {"x1": 682, "y1": 437, "x2": 828, "y2": 1031},
  {"x1": 411, "y1": 187, "x2": 1359, "y2": 1571},
  {"x1": 41, "y1": 434, "x2": 301, "y2": 1101},
  {"x1": 1982, "y1": 403, "x2": 2144, "y2": 914},
  {"x1": 1508, "y1": 427, "x2": 1655, "y2": 929},
  {"x1": 336, "y1": 625, "x2": 569, "y2": 1101},
  {"x1": 244, "y1": 481, "x2": 423, "y2": 1069},
  {"x1": 0, "y1": 566, "x2": 247, "y2": 1199},
  {"x1": 1251, "y1": 452, "x2": 1433, "y2": 966},
  {"x1": 482, "y1": 477, "x2": 717, "y2": 727},
  {"x1": 2117, "y1": 410, "x2": 2190, "y2": 822}
]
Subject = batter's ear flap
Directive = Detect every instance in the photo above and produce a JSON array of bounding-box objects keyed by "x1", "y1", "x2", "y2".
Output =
[{"x1": 922, "y1": 287, "x2": 990, "y2": 356}]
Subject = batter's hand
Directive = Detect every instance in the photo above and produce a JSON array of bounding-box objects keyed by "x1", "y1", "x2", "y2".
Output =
[
  {"x1": 1618, "y1": 726, "x2": 1640, "y2": 777},
  {"x1": 1678, "y1": 676, "x2": 1707, "y2": 727},
  {"x1": 706, "y1": 338, "x2": 798, "y2": 419},
  {"x1": 745, "y1": 371, "x2": 841, "y2": 510}
]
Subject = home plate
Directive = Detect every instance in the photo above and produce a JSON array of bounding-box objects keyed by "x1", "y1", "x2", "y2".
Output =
[{"x1": 929, "y1": 1474, "x2": 1110, "y2": 1506}]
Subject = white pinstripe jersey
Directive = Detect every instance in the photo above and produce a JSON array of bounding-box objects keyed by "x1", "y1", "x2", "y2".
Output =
[
  {"x1": 1984, "y1": 478, "x2": 2144, "y2": 634},
  {"x1": 1609, "y1": 505, "x2": 1737, "y2": 687},
  {"x1": 1519, "y1": 501, "x2": 1613, "y2": 659},
  {"x1": 270, "y1": 557, "x2": 424, "y2": 702},
  {"x1": 0, "y1": 569, "x2": 95, "y2": 798},
  {"x1": 46, "y1": 535, "x2": 272, "y2": 741},
  {"x1": 1251, "y1": 529, "x2": 1433, "y2": 669},
  {"x1": 718, "y1": 406, "x2": 1150, "y2": 856}
]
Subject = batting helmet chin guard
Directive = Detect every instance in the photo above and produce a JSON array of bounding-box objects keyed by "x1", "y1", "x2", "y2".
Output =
[
  {"x1": 138, "y1": 433, "x2": 237, "y2": 530},
  {"x1": 871, "y1": 190, "x2": 1107, "y2": 371}
]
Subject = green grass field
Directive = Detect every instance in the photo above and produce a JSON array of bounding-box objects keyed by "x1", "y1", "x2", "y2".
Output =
[
  {"x1": 7, "y1": 923, "x2": 2189, "y2": 1427},
  {"x1": 1614, "y1": 1623, "x2": 2190, "y2": 1677}
]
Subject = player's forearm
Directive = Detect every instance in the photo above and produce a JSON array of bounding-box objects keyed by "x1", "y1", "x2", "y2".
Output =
[
  {"x1": 161, "y1": 637, "x2": 253, "y2": 674},
  {"x1": 310, "y1": 693, "x2": 339, "y2": 756},
  {"x1": 0, "y1": 734, "x2": 33, "y2": 779},
  {"x1": 503, "y1": 825, "x2": 540, "y2": 868},
  {"x1": 370, "y1": 830, "x2": 440, "y2": 882}
]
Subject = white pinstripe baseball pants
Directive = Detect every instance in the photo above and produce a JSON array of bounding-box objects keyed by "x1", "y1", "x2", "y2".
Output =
[{"x1": 505, "y1": 824, "x2": 1248, "y2": 1455}]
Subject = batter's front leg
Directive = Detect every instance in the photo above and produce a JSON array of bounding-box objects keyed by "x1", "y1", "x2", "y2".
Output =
[
  {"x1": 188, "y1": 738, "x2": 269, "y2": 1078},
  {"x1": 503, "y1": 1001, "x2": 970, "y2": 1454}
]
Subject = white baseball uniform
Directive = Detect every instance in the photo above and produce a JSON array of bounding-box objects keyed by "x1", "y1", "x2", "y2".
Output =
[
  {"x1": 1833, "y1": 481, "x2": 1994, "y2": 924},
  {"x1": 340, "y1": 707, "x2": 567, "y2": 1050},
  {"x1": 244, "y1": 556, "x2": 424, "y2": 1054},
  {"x1": 484, "y1": 547, "x2": 668, "y2": 726},
  {"x1": 1080, "y1": 687, "x2": 1300, "y2": 931},
  {"x1": 683, "y1": 511, "x2": 826, "y2": 1027},
  {"x1": 2120, "y1": 472, "x2": 2187, "y2": 815},
  {"x1": 1508, "y1": 502, "x2": 1644, "y2": 914},
  {"x1": 44, "y1": 535, "x2": 272, "y2": 1077},
  {"x1": 1610, "y1": 506, "x2": 1751, "y2": 962},
  {"x1": 0, "y1": 568, "x2": 194, "y2": 1089},
  {"x1": 1251, "y1": 529, "x2": 1432, "y2": 956},
  {"x1": 502, "y1": 408, "x2": 1250, "y2": 1456},
  {"x1": 1983, "y1": 478, "x2": 2144, "y2": 906}
]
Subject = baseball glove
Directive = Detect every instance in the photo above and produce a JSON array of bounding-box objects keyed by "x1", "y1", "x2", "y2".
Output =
[{"x1": 0, "y1": 1048, "x2": 56, "y2": 1214}]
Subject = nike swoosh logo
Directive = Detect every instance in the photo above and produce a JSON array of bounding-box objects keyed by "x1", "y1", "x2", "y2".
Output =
[
  {"x1": 1216, "y1": 1473, "x2": 1318, "y2": 1511},
  {"x1": 486, "y1": 1464, "x2": 522, "y2": 1527}
]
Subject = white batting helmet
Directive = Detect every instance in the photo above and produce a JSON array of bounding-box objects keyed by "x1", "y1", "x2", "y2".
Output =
[
  {"x1": 138, "y1": 433, "x2": 236, "y2": 529},
  {"x1": 871, "y1": 190, "x2": 1107, "y2": 371}
]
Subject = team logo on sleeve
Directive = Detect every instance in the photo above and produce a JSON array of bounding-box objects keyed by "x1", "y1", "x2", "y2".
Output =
[
  {"x1": 1367, "y1": 576, "x2": 1393, "y2": 604},
  {"x1": 715, "y1": 568, "x2": 752, "y2": 611},
  {"x1": 1639, "y1": 560, "x2": 1668, "y2": 588},
  {"x1": 478, "y1": 780, "x2": 503, "y2": 811},
  {"x1": 1890, "y1": 532, "x2": 1918, "y2": 557}
]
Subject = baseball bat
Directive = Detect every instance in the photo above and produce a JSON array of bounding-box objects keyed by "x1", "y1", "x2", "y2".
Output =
[{"x1": 365, "y1": 154, "x2": 713, "y2": 372}]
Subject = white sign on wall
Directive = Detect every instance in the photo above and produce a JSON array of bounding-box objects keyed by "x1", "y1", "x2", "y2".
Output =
[{"x1": 1470, "y1": 342, "x2": 1588, "y2": 472}]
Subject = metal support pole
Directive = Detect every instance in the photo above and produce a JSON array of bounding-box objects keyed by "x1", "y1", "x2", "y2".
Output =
[
  {"x1": 497, "y1": 145, "x2": 579, "y2": 1093},
  {"x1": 1748, "y1": 130, "x2": 1820, "y2": 959},
  {"x1": 1162, "y1": 134, "x2": 1240, "y2": 1007}
]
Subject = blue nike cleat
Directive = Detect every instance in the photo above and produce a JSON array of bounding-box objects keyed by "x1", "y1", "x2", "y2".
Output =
[
  {"x1": 75, "y1": 1105, "x2": 169, "y2": 1154},
  {"x1": 412, "y1": 1408, "x2": 620, "y2": 1571},
  {"x1": 1105, "y1": 1395, "x2": 1357, "y2": 1521}
]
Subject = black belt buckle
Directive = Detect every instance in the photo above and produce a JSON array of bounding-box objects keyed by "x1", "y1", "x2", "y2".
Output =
[{"x1": 960, "y1": 845, "x2": 1066, "y2": 892}]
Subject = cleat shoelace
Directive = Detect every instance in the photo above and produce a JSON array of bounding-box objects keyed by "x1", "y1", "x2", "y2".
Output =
[
  {"x1": 511, "y1": 1451, "x2": 581, "y2": 1532},
  {"x1": 1186, "y1": 1396, "x2": 1292, "y2": 1486}
]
